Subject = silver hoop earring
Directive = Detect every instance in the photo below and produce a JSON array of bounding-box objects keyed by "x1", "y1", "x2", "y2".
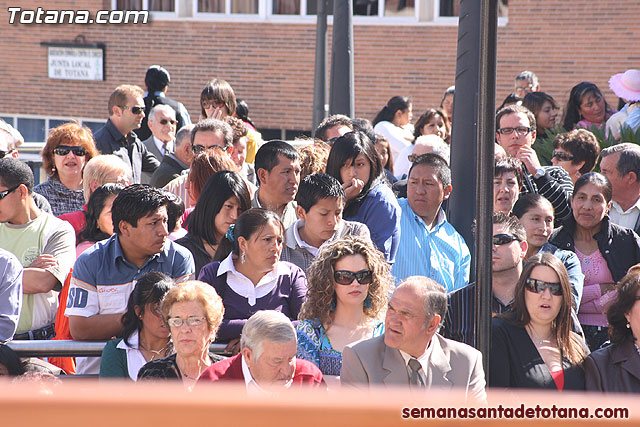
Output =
[{"x1": 241, "y1": 252, "x2": 246, "y2": 264}]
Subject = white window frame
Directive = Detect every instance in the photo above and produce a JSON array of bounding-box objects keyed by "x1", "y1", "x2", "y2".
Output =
[
  {"x1": 111, "y1": 0, "x2": 180, "y2": 20},
  {"x1": 193, "y1": 0, "x2": 266, "y2": 21},
  {"x1": 0, "y1": 114, "x2": 105, "y2": 144},
  {"x1": 433, "y1": 0, "x2": 508, "y2": 26}
]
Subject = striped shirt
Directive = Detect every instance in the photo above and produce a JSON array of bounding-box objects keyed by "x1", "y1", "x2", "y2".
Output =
[{"x1": 520, "y1": 165, "x2": 574, "y2": 223}]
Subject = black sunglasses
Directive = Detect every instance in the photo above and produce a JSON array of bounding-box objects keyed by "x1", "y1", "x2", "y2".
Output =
[
  {"x1": 53, "y1": 145, "x2": 87, "y2": 157},
  {"x1": 552, "y1": 150, "x2": 574, "y2": 162},
  {"x1": 159, "y1": 119, "x2": 177, "y2": 126},
  {"x1": 334, "y1": 269, "x2": 373, "y2": 285},
  {"x1": 492, "y1": 233, "x2": 520, "y2": 246},
  {"x1": 0, "y1": 184, "x2": 20, "y2": 201},
  {"x1": 119, "y1": 105, "x2": 144, "y2": 115},
  {"x1": 0, "y1": 149, "x2": 15, "y2": 159},
  {"x1": 524, "y1": 278, "x2": 563, "y2": 296}
]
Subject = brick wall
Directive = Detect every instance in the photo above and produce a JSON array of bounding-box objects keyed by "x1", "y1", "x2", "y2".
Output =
[{"x1": 0, "y1": 0, "x2": 638, "y2": 134}]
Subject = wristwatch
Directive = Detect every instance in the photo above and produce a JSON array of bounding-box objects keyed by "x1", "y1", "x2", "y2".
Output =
[{"x1": 534, "y1": 168, "x2": 546, "y2": 179}]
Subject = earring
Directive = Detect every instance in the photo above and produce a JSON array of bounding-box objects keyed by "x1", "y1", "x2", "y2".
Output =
[
  {"x1": 241, "y1": 252, "x2": 246, "y2": 264},
  {"x1": 364, "y1": 295, "x2": 371, "y2": 309},
  {"x1": 330, "y1": 297, "x2": 336, "y2": 312},
  {"x1": 627, "y1": 322, "x2": 631, "y2": 329}
]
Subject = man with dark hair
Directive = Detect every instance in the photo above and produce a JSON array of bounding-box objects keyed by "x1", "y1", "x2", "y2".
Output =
[
  {"x1": 392, "y1": 154, "x2": 470, "y2": 292},
  {"x1": 280, "y1": 173, "x2": 370, "y2": 272},
  {"x1": 94, "y1": 84, "x2": 160, "y2": 184},
  {"x1": 495, "y1": 104, "x2": 573, "y2": 223},
  {"x1": 341, "y1": 277, "x2": 486, "y2": 402},
  {"x1": 150, "y1": 124, "x2": 194, "y2": 188},
  {"x1": 442, "y1": 212, "x2": 527, "y2": 346},
  {"x1": 66, "y1": 184, "x2": 194, "y2": 374},
  {"x1": 599, "y1": 143, "x2": 640, "y2": 234},
  {"x1": 190, "y1": 118, "x2": 233, "y2": 154},
  {"x1": 315, "y1": 114, "x2": 353, "y2": 142},
  {"x1": 0, "y1": 158, "x2": 75, "y2": 341},
  {"x1": 253, "y1": 140, "x2": 301, "y2": 229},
  {"x1": 137, "y1": 65, "x2": 191, "y2": 141}
]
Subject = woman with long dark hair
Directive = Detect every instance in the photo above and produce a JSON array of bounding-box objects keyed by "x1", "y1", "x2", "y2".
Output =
[
  {"x1": 372, "y1": 96, "x2": 414, "y2": 162},
  {"x1": 325, "y1": 131, "x2": 401, "y2": 263},
  {"x1": 76, "y1": 183, "x2": 124, "y2": 256},
  {"x1": 563, "y1": 82, "x2": 616, "y2": 131}
]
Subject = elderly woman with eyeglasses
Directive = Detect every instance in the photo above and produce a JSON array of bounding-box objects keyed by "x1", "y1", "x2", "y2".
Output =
[
  {"x1": 490, "y1": 253, "x2": 589, "y2": 391},
  {"x1": 100, "y1": 272, "x2": 174, "y2": 381},
  {"x1": 296, "y1": 236, "x2": 392, "y2": 381},
  {"x1": 137, "y1": 280, "x2": 225, "y2": 389},
  {"x1": 34, "y1": 122, "x2": 99, "y2": 216}
]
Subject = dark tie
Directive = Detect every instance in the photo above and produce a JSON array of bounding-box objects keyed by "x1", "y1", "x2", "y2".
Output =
[{"x1": 408, "y1": 358, "x2": 425, "y2": 388}]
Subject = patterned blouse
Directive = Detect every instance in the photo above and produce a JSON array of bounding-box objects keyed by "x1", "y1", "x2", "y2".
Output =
[
  {"x1": 137, "y1": 352, "x2": 225, "y2": 380},
  {"x1": 296, "y1": 318, "x2": 384, "y2": 376},
  {"x1": 33, "y1": 178, "x2": 85, "y2": 217}
]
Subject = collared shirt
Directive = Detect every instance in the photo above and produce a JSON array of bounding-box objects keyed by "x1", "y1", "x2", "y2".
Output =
[
  {"x1": 292, "y1": 220, "x2": 319, "y2": 257},
  {"x1": 609, "y1": 199, "x2": 640, "y2": 231},
  {"x1": 399, "y1": 342, "x2": 434, "y2": 385},
  {"x1": 33, "y1": 178, "x2": 85, "y2": 217},
  {"x1": 392, "y1": 199, "x2": 470, "y2": 292},
  {"x1": 251, "y1": 189, "x2": 298, "y2": 230},
  {"x1": 153, "y1": 135, "x2": 173, "y2": 157},
  {"x1": 217, "y1": 253, "x2": 287, "y2": 306},
  {"x1": 115, "y1": 330, "x2": 150, "y2": 381},
  {"x1": 442, "y1": 281, "x2": 512, "y2": 347},
  {"x1": 241, "y1": 353, "x2": 293, "y2": 394}
]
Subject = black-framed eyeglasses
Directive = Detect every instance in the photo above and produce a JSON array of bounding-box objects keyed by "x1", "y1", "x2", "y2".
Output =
[
  {"x1": 492, "y1": 233, "x2": 520, "y2": 246},
  {"x1": 552, "y1": 150, "x2": 574, "y2": 162},
  {"x1": 202, "y1": 100, "x2": 223, "y2": 109},
  {"x1": 0, "y1": 149, "x2": 15, "y2": 159},
  {"x1": 0, "y1": 184, "x2": 20, "y2": 201},
  {"x1": 334, "y1": 269, "x2": 373, "y2": 285},
  {"x1": 497, "y1": 127, "x2": 533, "y2": 136},
  {"x1": 159, "y1": 119, "x2": 177, "y2": 126},
  {"x1": 118, "y1": 105, "x2": 145, "y2": 115},
  {"x1": 53, "y1": 145, "x2": 87, "y2": 157},
  {"x1": 167, "y1": 316, "x2": 206, "y2": 328},
  {"x1": 192, "y1": 144, "x2": 230, "y2": 154},
  {"x1": 524, "y1": 278, "x2": 563, "y2": 296}
]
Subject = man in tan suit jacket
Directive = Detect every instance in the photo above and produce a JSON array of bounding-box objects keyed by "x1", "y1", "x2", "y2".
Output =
[{"x1": 341, "y1": 276, "x2": 487, "y2": 403}]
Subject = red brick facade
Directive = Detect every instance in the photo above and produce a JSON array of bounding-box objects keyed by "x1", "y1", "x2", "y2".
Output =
[{"x1": 1, "y1": 0, "x2": 639, "y2": 136}]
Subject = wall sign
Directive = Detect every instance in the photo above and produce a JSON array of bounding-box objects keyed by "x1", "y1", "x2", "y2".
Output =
[{"x1": 42, "y1": 41, "x2": 105, "y2": 81}]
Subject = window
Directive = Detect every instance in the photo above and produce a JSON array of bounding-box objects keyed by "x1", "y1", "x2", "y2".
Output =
[
  {"x1": 437, "y1": 0, "x2": 508, "y2": 19},
  {"x1": 270, "y1": 0, "x2": 416, "y2": 18},
  {"x1": 197, "y1": 0, "x2": 260, "y2": 14},
  {"x1": 0, "y1": 115, "x2": 104, "y2": 143},
  {"x1": 113, "y1": 0, "x2": 177, "y2": 15}
]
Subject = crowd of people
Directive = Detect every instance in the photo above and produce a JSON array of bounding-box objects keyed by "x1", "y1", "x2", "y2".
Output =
[{"x1": 1, "y1": 65, "x2": 640, "y2": 398}]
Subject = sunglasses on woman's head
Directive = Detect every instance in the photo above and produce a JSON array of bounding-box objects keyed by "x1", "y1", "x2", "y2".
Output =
[
  {"x1": 524, "y1": 278, "x2": 563, "y2": 296},
  {"x1": 334, "y1": 269, "x2": 373, "y2": 285},
  {"x1": 53, "y1": 145, "x2": 87, "y2": 157}
]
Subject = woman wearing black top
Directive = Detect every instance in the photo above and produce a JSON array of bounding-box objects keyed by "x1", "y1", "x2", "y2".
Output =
[{"x1": 490, "y1": 253, "x2": 588, "y2": 391}]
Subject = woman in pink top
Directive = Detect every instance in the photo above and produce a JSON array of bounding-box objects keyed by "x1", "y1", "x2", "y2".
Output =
[
  {"x1": 549, "y1": 172, "x2": 640, "y2": 350},
  {"x1": 563, "y1": 82, "x2": 616, "y2": 131}
]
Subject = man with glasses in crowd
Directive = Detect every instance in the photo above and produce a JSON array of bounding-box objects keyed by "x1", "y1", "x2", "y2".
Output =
[
  {"x1": 94, "y1": 84, "x2": 160, "y2": 184},
  {"x1": 141, "y1": 105, "x2": 178, "y2": 184},
  {"x1": 190, "y1": 118, "x2": 234, "y2": 155},
  {"x1": 495, "y1": 104, "x2": 573, "y2": 222},
  {"x1": 514, "y1": 70, "x2": 540, "y2": 97}
]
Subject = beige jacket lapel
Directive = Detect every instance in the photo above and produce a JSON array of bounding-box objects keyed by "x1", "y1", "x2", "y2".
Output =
[
  {"x1": 424, "y1": 334, "x2": 453, "y2": 390},
  {"x1": 382, "y1": 343, "x2": 410, "y2": 386}
]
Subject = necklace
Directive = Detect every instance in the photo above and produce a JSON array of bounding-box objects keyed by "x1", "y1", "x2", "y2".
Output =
[
  {"x1": 139, "y1": 341, "x2": 170, "y2": 361},
  {"x1": 526, "y1": 325, "x2": 554, "y2": 346}
]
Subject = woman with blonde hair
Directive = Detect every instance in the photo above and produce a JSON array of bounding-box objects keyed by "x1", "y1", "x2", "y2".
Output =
[{"x1": 297, "y1": 236, "x2": 392, "y2": 378}]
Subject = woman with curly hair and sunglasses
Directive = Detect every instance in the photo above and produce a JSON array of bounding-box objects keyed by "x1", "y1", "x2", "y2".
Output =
[
  {"x1": 490, "y1": 253, "x2": 589, "y2": 391},
  {"x1": 296, "y1": 236, "x2": 393, "y2": 380}
]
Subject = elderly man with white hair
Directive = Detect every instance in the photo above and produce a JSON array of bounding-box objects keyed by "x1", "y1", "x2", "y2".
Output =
[
  {"x1": 198, "y1": 310, "x2": 325, "y2": 391},
  {"x1": 392, "y1": 135, "x2": 450, "y2": 198},
  {"x1": 141, "y1": 104, "x2": 178, "y2": 184}
]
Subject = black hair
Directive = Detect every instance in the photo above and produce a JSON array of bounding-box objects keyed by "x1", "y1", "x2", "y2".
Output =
[
  {"x1": 498, "y1": 93, "x2": 523, "y2": 111},
  {"x1": 235, "y1": 99, "x2": 255, "y2": 128},
  {"x1": 187, "y1": 171, "x2": 251, "y2": 246},
  {"x1": 512, "y1": 193, "x2": 554, "y2": 220},
  {"x1": 325, "y1": 131, "x2": 384, "y2": 217},
  {"x1": 145, "y1": 65, "x2": 170, "y2": 93},
  {"x1": 254, "y1": 140, "x2": 300, "y2": 179},
  {"x1": 121, "y1": 271, "x2": 174, "y2": 347},
  {"x1": 315, "y1": 114, "x2": 353, "y2": 141},
  {"x1": 372, "y1": 96, "x2": 411, "y2": 126},
  {"x1": 78, "y1": 183, "x2": 125, "y2": 244},
  {"x1": 493, "y1": 211, "x2": 527, "y2": 242},
  {"x1": 0, "y1": 343, "x2": 25, "y2": 376},
  {"x1": 111, "y1": 184, "x2": 169, "y2": 235},
  {"x1": 296, "y1": 173, "x2": 346, "y2": 212},
  {"x1": 495, "y1": 104, "x2": 536, "y2": 133},
  {"x1": 495, "y1": 156, "x2": 524, "y2": 188},
  {"x1": 563, "y1": 82, "x2": 611, "y2": 130},
  {"x1": 0, "y1": 157, "x2": 34, "y2": 194},
  {"x1": 350, "y1": 118, "x2": 375, "y2": 145},
  {"x1": 214, "y1": 208, "x2": 284, "y2": 261},
  {"x1": 407, "y1": 153, "x2": 451, "y2": 187},
  {"x1": 164, "y1": 192, "x2": 185, "y2": 233},
  {"x1": 573, "y1": 172, "x2": 612, "y2": 203}
]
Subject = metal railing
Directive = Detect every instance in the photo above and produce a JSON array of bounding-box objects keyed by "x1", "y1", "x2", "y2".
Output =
[{"x1": 7, "y1": 340, "x2": 229, "y2": 358}]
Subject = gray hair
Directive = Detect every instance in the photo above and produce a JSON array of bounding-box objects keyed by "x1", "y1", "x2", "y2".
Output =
[
  {"x1": 396, "y1": 276, "x2": 447, "y2": 331},
  {"x1": 148, "y1": 104, "x2": 176, "y2": 122},
  {"x1": 82, "y1": 155, "x2": 132, "y2": 202},
  {"x1": 413, "y1": 134, "x2": 450, "y2": 165},
  {"x1": 515, "y1": 70, "x2": 539, "y2": 88},
  {"x1": 240, "y1": 311, "x2": 296, "y2": 361},
  {"x1": 601, "y1": 143, "x2": 640, "y2": 181},
  {"x1": 174, "y1": 124, "x2": 194, "y2": 149},
  {"x1": 190, "y1": 118, "x2": 233, "y2": 149}
]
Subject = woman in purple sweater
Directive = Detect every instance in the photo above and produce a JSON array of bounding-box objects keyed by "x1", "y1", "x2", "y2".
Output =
[{"x1": 198, "y1": 208, "x2": 308, "y2": 351}]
